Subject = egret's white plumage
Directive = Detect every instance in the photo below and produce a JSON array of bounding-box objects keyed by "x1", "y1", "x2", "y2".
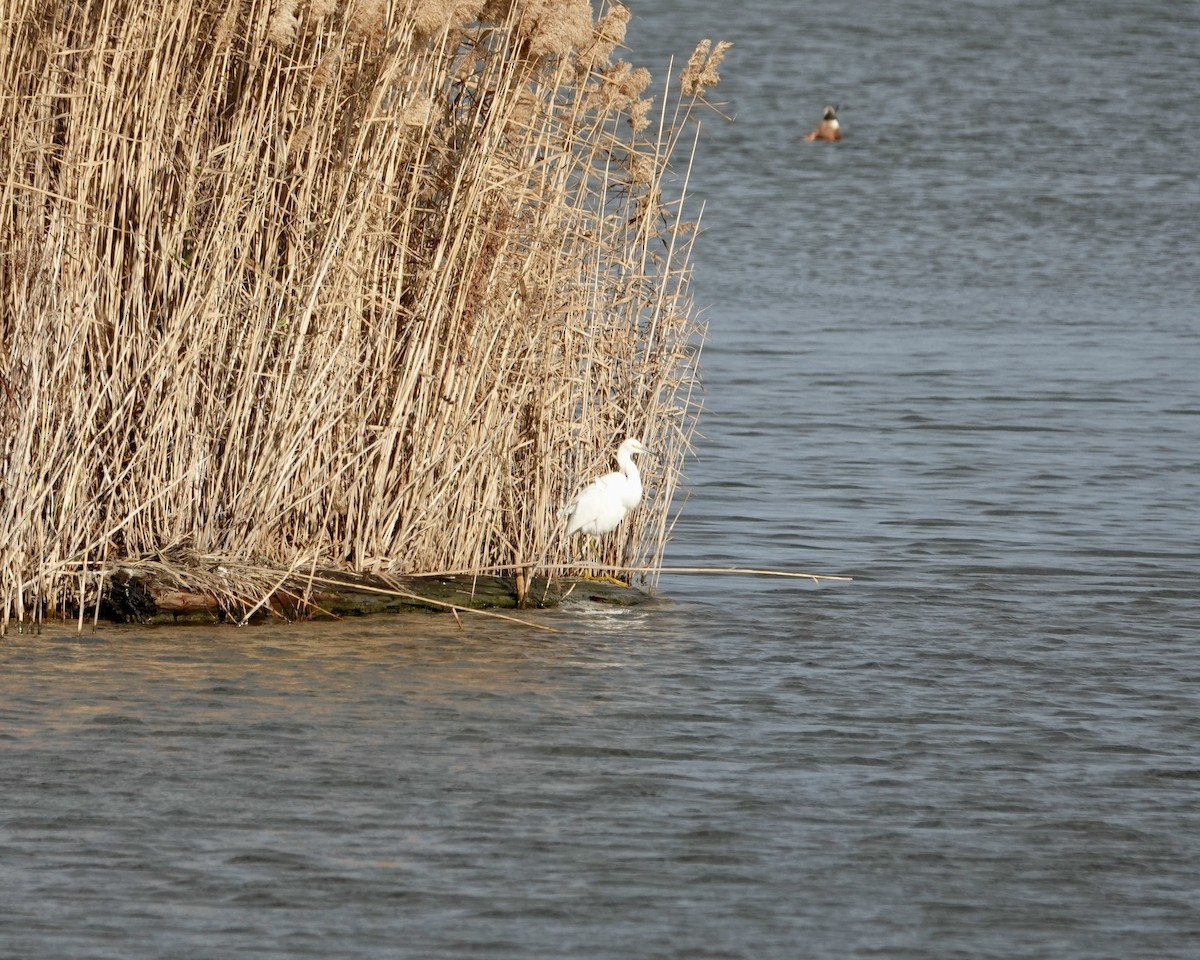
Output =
[{"x1": 565, "y1": 437, "x2": 648, "y2": 539}]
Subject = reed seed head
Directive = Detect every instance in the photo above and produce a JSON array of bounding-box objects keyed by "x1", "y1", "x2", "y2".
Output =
[
  {"x1": 680, "y1": 38, "x2": 732, "y2": 97},
  {"x1": 481, "y1": 0, "x2": 516, "y2": 21},
  {"x1": 348, "y1": 0, "x2": 386, "y2": 41},
  {"x1": 623, "y1": 65, "x2": 651, "y2": 100},
  {"x1": 411, "y1": 0, "x2": 485, "y2": 40},
  {"x1": 577, "y1": 2, "x2": 630, "y2": 73},
  {"x1": 516, "y1": 0, "x2": 594, "y2": 60},
  {"x1": 627, "y1": 152, "x2": 655, "y2": 185},
  {"x1": 212, "y1": 5, "x2": 238, "y2": 46},
  {"x1": 312, "y1": 48, "x2": 341, "y2": 86},
  {"x1": 628, "y1": 96, "x2": 651, "y2": 133},
  {"x1": 268, "y1": 0, "x2": 300, "y2": 48},
  {"x1": 399, "y1": 93, "x2": 436, "y2": 126}
]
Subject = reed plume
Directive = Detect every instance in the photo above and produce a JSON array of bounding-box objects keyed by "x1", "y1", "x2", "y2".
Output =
[
  {"x1": 0, "y1": 0, "x2": 728, "y2": 629},
  {"x1": 680, "y1": 39, "x2": 733, "y2": 98}
]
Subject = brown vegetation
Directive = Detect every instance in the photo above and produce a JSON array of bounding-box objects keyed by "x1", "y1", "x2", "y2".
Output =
[{"x1": 0, "y1": 0, "x2": 726, "y2": 629}]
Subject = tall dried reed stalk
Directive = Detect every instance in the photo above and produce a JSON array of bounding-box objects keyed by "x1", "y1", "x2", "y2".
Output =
[{"x1": 0, "y1": 0, "x2": 726, "y2": 629}]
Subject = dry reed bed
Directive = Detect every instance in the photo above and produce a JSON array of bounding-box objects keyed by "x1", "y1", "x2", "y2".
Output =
[{"x1": 0, "y1": 0, "x2": 729, "y2": 629}]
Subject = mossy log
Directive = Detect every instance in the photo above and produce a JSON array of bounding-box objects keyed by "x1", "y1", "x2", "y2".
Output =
[{"x1": 97, "y1": 568, "x2": 651, "y2": 626}]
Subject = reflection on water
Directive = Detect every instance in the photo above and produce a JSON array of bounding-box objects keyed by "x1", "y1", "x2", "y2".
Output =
[{"x1": 4, "y1": 0, "x2": 1200, "y2": 957}]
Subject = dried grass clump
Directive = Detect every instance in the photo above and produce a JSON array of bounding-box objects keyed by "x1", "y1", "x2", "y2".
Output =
[{"x1": 0, "y1": 0, "x2": 730, "y2": 630}]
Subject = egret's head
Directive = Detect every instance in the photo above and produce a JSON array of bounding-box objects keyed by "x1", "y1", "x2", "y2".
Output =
[{"x1": 621, "y1": 437, "x2": 648, "y2": 457}]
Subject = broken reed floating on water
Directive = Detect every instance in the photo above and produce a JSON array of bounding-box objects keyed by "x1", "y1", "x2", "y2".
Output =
[
  {"x1": 419, "y1": 563, "x2": 854, "y2": 584},
  {"x1": 0, "y1": 0, "x2": 735, "y2": 632}
]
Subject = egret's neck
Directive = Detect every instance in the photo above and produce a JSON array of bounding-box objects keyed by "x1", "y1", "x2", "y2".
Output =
[
  {"x1": 617, "y1": 450, "x2": 640, "y2": 481},
  {"x1": 618, "y1": 452, "x2": 643, "y2": 505}
]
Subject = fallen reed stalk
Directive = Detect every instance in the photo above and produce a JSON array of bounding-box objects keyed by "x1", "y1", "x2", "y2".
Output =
[
  {"x1": 413, "y1": 563, "x2": 855, "y2": 584},
  {"x1": 552, "y1": 564, "x2": 852, "y2": 583},
  {"x1": 1, "y1": 0, "x2": 732, "y2": 631}
]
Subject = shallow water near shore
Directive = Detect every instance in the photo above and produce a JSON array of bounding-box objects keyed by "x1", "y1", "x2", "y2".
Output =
[{"x1": 4, "y1": 1, "x2": 1199, "y2": 957}]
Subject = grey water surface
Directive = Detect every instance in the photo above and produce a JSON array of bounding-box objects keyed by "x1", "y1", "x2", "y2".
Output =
[{"x1": 3, "y1": 1, "x2": 1199, "y2": 957}]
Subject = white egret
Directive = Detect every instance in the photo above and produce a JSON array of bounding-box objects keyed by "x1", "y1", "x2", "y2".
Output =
[{"x1": 564, "y1": 437, "x2": 649, "y2": 540}]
